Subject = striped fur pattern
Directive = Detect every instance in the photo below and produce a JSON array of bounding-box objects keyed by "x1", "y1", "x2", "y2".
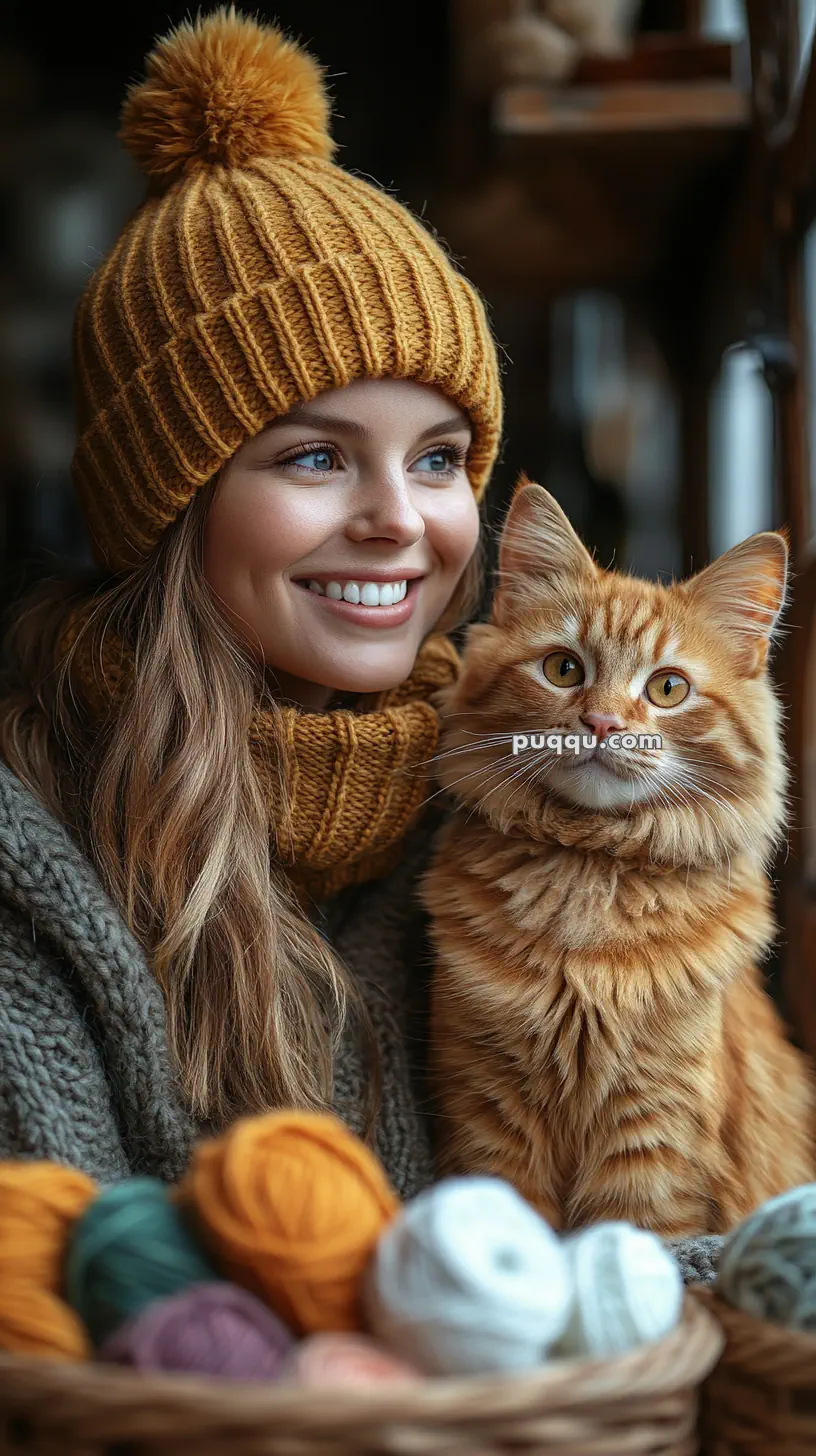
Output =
[{"x1": 421, "y1": 480, "x2": 816, "y2": 1235}]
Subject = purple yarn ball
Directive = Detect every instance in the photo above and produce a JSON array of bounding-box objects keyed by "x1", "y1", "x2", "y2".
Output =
[{"x1": 97, "y1": 1281, "x2": 295, "y2": 1379}]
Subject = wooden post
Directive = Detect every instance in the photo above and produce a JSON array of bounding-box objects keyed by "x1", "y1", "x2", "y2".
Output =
[{"x1": 677, "y1": 348, "x2": 711, "y2": 573}]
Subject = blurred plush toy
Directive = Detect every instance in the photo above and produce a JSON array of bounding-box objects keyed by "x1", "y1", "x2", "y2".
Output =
[
  {"x1": 546, "y1": 0, "x2": 642, "y2": 57},
  {"x1": 458, "y1": 0, "x2": 641, "y2": 96}
]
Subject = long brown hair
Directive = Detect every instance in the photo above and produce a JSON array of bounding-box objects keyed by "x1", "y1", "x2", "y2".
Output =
[{"x1": 0, "y1": 473, "x2": 485, "y2": 1130}]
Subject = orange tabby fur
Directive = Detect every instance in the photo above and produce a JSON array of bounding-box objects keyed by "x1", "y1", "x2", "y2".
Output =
[{"x1": 421, "y1": 479, "x2": 816, "y2": 1236}]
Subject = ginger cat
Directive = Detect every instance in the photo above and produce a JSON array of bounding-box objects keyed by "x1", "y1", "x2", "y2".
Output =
[{"x1": 421, "y1": 478, "x2": 816, "y2": 1237}]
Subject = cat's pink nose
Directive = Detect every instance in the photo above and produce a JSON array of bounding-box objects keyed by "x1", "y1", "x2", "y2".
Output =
[{"x1": 580, "y1": 712, "x2": 626, "y2": 742}]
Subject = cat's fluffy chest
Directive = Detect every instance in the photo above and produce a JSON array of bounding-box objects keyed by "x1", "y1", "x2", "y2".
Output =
[
  {"x1": 423, "y1": 809, "x2": 775, "y2": 1032},
  {"x1": 423, "y1": 808, "x2": 787, "y2": 1221}
]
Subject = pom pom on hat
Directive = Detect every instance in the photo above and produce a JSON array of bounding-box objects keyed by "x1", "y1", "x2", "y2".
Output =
[{"x1": 119, "y1": 4, "x2": 335, "y2": 189}]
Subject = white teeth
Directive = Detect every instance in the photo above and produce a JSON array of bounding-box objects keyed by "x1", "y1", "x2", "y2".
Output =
[{"x1": 311, "y1": 579, "x2": 409, "y2": 606}]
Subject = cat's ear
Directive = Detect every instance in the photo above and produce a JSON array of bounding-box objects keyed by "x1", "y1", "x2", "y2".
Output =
[
  {"x1": 684, "y1": 528, "x2": 789, "y2": 674},
  {"x1": 493, "y1": 476, "x2": 597, "y2": 624}
]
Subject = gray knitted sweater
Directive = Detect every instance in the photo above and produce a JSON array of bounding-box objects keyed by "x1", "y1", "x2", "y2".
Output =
[{"x1": 0, "y1": 757, "x2": 720, "y2": 1284}]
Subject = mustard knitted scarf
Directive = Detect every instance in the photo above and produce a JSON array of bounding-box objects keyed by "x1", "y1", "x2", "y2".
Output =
[{"x1": 55, "y1": 599, "x2": 460, "y2": 902}]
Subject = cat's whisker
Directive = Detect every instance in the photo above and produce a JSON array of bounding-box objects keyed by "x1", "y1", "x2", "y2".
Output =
[
  {"x1": 673, "y1": 754, "x2": 748, "y2": 784},
  {"x1": 521, "y1": 754, "x2": 563, "y2": 810},
  {"x1": 431, "y1": 737, "x2": 573, "y2": 802},
  {"x1": 471, "y1": 747, "x2": 555, "y2": 816},
  {"x1": 432, "y1": 732, "x2": 521, "y2": 755},
  {"x1": 462, "y1": 755, "x2": 545, "y2": 825},
  {"x1": 660, "y1": 772, "x2": 736, "y2": 881},
  {"x1": 649, "y1": 776, "x2": 693, "y2": 835},
  {"x1": 668, "y1": 763, "x2": 748, "y2": 834},
  {"x1": 430, "y1": 747, "x2": 530, "y2": 790},
  {"x1": 470, "y1": 747, "x2": 544, "y2": 802},
  {"x1": 414, "y1": 747, "x2": 522, "y2": 810},
  {"x1": 437, "y1": 709, "x2": 515, "y2": 720},
  {"x1": 428, "y1": 731, "x2": 569, "y2": 769},
  {"x1": 510, "y1": 748, "x2": 564, "y2": 800},
  {"x1": 454, "y1": 755, "x2": 528, "y2": 812},
  {"x1": 417, "y1": 734, "x2": 514, "y2": 769}
]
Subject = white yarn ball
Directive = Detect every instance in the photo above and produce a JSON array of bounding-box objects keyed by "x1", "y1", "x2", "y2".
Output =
[
  {"x1": 717, "y1": 1184, "x2": 816, "y2": 1329},
  {"x1": 362, "y1": 1176, "x2": 572, "y2": 1376},
  {"x1": 553, "y1": 1222, "x2": 683, "y2": 1360}
]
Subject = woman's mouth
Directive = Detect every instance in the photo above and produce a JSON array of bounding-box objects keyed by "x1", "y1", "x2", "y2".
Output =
[{"x1": 292, "y1": 575, "x2": 422, "y2": 626}]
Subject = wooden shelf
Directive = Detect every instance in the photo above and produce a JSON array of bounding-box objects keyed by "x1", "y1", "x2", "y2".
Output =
[
  {"x1": 495, "y1": 80, "x2": 750, "y2": 144},
  {"x1": 435, "y1": 44, "x2": 751, "y2": 297},
  {"x1": 571, "y1": 34, "x2": 738, "y2": 86}
]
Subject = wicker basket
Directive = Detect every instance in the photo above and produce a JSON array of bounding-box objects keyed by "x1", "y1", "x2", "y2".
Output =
[
  {"x1": 694, "y1": 1284, "x2": 816, "y2": 1456},
  {"x1": 0, "y1": 1294, "x2": 722, "y2": 1456}
]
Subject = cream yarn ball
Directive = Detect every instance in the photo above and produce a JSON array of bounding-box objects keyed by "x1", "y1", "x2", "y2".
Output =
[
  {"x1": 362, "y1": 1176, "x2": 572, "y2": 1376},
  {"x1": 553, "y1": 1222, "x2": 684, "y2": 1360},
  {"x1": 717, "y1": 1184, "x2": 816, "y2": 1329}
]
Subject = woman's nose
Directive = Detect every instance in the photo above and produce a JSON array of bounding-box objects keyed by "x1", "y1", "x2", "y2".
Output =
[
  {"x1": 580, "y1": 712, "x2": 626, "y2": 741},
  {"x1": 346, "y1": 475, "x2": 425, "y2": 544}
]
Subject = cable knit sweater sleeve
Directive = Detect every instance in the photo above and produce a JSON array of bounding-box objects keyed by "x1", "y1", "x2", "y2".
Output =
[
  {"x1": 0, "y1": 758, "x2": 196, "y2": 1183},
  {"x1": 0, "y1": 898, "x2": 131, "y2": 1178}
]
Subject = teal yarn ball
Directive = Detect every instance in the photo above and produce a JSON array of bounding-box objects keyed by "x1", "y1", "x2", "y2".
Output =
[{"x1": 65, "y1": 1176, "x2": 220, "y2": 1346}]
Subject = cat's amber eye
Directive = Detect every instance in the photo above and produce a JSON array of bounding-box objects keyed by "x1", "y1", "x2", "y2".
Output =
[
  {"x1": 541, "y1": 652, "x2": 585, "y2": 688},
  {"x1": 645, "y1": 671, "x2": 690, "y2": 708}
]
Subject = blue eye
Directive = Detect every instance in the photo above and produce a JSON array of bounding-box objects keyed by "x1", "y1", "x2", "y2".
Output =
[
  {"x1": 414, "y1": 446, "x2": 465, "y2": 474},
  {"x1": 293, "y1": 449, "x2": 335, "y2": 471}
]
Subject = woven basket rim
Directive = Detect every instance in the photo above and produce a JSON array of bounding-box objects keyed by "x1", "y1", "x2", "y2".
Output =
[
  {"x1": 0, "y1": 1293, "x2": 723, "y2": 1430},
  {"x1": 693, "y1": 1283, "x2": 816, "y2": 1353}
]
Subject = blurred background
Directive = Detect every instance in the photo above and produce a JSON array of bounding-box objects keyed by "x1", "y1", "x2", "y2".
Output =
[{"x1": 1, "y1": 0, "x2": 815, "y2": 616}]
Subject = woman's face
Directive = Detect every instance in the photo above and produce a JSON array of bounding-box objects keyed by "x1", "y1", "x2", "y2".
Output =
[{"x1": 202, "y1": 377, "x2": 480, "y2": 709}]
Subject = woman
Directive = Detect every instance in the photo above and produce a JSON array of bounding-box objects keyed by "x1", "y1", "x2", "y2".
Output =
[
  {"x1": 0, "y1": 7, "x2": 500, "y2": 1194},
  {"x1": 0, "y1": 7, "x2": 716, "y2": 1283}
]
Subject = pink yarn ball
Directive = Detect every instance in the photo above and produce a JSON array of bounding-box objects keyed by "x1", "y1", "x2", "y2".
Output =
[
  {"x1": 281, "y1": 1332, "x2": 422, "y2": 1387},
  {"x1": 97, "y1": 1281, "x2": 295, "y2": 1378}
]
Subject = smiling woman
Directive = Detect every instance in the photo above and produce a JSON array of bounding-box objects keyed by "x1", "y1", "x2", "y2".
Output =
[
  {"x1": 202, "y1": 377, "x2": 480, "y2": 710},
  {"x1": 0, "y1": 7, "x2": 502, "y2": 1200}
]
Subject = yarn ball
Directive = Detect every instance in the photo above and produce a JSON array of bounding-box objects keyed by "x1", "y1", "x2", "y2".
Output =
[
  {"x1": 0, "y1": 1162, "x2": 98, "y2": 1361},
  {"x1": 362, "y1": 1176, "x2": 572, "y2": 1376},
  {"x1": 97, "y1": 1280, "x2": 295, "y2": 1378},
  {"x1": 174, "y1": 1110, "x2": 399, "y2": 1334},
  {"x1": 65, "y1": 1176, "x2": 220, "y2": 1346},
  {"x1": 280, "y1": 1332, "x2": 422, "y2": 1387},
  {"x1": 553, "y1": 1222, "x2": 684, "y2": 1360},
  {"x1": 717, "y1": 1184, "x2": 816, "y2": 1329},
  {"x1": 119, "y1": 9, "x2": 334, "y2": 188}
]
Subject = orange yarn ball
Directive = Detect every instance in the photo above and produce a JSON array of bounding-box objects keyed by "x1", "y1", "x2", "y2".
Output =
[
  {"x1": 174, "y1": 1112, "x2": 399, "y2": 1334},
  {"x1": 0, "y1": 1162, "x2": 98, "y2": 1360}
]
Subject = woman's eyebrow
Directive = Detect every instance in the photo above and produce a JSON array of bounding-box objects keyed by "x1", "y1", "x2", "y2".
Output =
[
  {"x1": 268, "y1": 409, "x2": 472, "y2": 443},
  {"x1": 415, "y1": 415, "x2": 473, "y2": 443}
]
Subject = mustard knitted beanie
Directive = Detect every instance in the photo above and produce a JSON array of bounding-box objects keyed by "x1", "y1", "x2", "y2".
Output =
[{"x1": 71, "y1": 6, "x2": 503, "y2": 575}]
